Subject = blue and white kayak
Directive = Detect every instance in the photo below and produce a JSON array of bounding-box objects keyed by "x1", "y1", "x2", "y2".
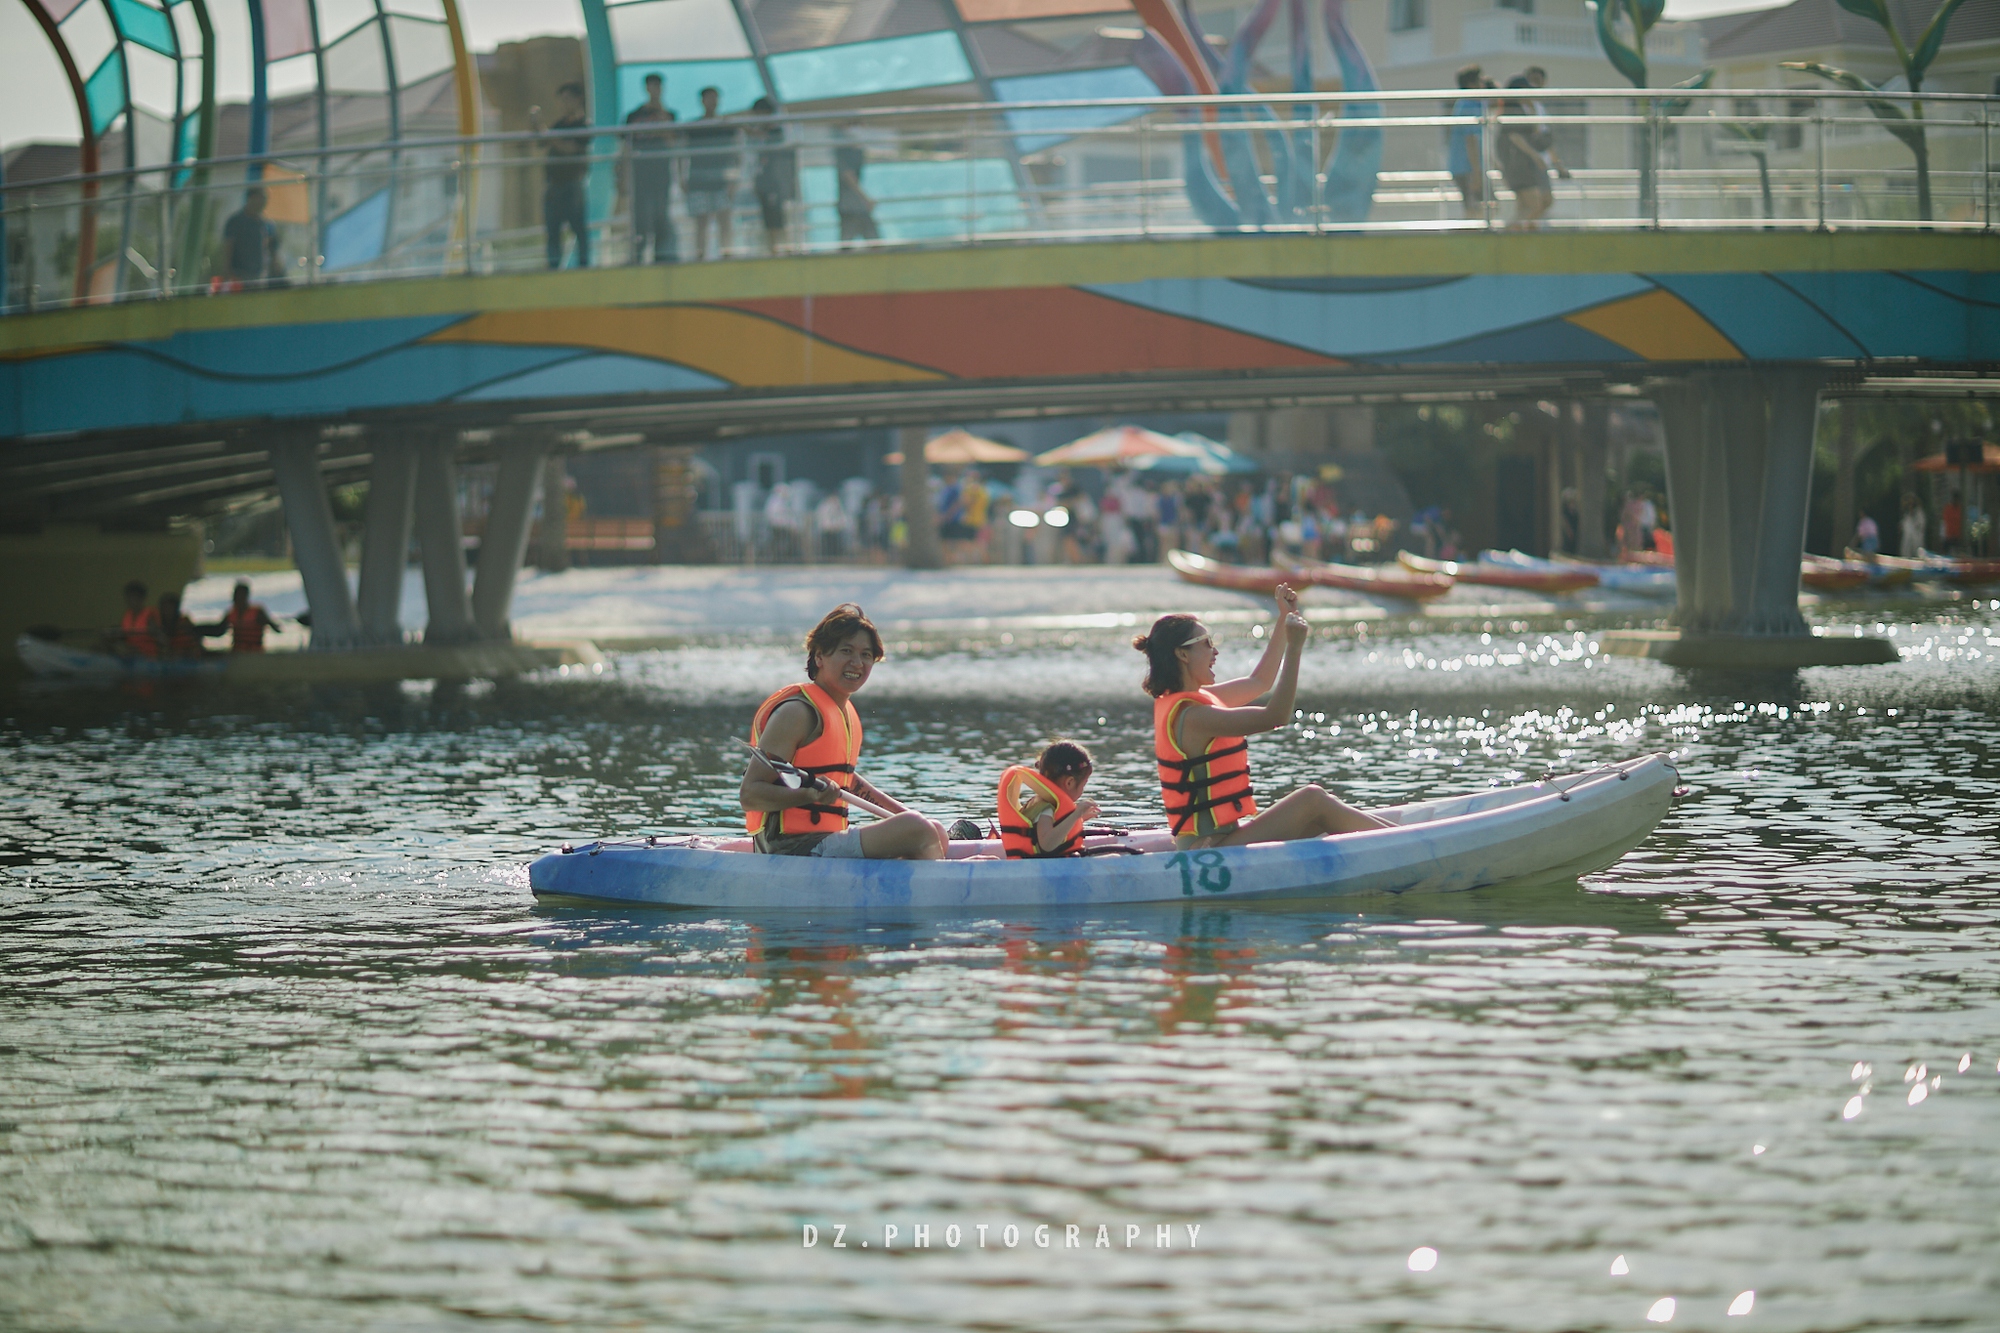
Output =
[
  {"x1": 15, "y1": 633, "x2": 225, "y2": 680},
  {"x1": 529, "y1": 755, "x2": 1677, "y2": 911},
  {"x1": 1490, "y1": 551, "x2": 1679, "y2": 597}
]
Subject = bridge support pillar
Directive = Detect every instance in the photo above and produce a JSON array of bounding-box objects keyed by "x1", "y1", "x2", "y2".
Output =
[
  {"x1": 272, "y1": 439, "x2": 361, "y2": 651},
  {"x1": 1575, "y1": 402, "x2": 1611, "y2": 561},
  {"x1": 356, "y1": 443, "x2": 417, "y2": 646},
  {"x1": 1603, "y1": 369, "x2": 1894, "y2": 668},
  {"x1": 472, "y1": 440, "x2": 548, "y2": 641},
  {"x1": 414, "y1": 440, "x2": 478, "y2": 646}
]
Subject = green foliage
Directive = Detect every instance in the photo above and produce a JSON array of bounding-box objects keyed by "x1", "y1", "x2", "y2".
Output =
[
  {"x1": 1592, "y1": 0, "x2": 1640, "y2": 88},
  {"x1": 1833, "y1": 0, "x2": 1890, "y2": 26},
  {"x1": 1780, "y1": 61, "x2": 1925, "y2": 153},
  {"x1": 1909, "y1": 0, "x2": 1972, "y2": 83}
]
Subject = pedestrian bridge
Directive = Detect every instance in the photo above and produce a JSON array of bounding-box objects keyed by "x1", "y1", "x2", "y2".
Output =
[
  {"x1": 2, "y1": 89, "x2": 1996, "y2": 668},
  {"x1": 4, "y1": 229, "x2": 1997, "y2": 452}
]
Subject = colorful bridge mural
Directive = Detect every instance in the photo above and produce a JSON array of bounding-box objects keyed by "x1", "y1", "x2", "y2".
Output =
[{"x1": 4, "y1": 232, "x2": 1996, "y2": 442}]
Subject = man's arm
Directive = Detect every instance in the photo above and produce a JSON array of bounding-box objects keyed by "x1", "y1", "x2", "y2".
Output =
[{"x1": 740, "y1": 699, "x2": 832, "y2": 814}]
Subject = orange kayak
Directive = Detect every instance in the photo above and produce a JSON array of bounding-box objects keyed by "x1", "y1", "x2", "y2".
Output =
[
  {"x1": 1167, "y1": 549, "x2": 1289, "y2": 594},
  {"x1": 1398, "y1": 551, "x2": 1597, "y2": 595},
  {"x1": 1287, "y1": 557, "x2": 1454, "y2": 600}
]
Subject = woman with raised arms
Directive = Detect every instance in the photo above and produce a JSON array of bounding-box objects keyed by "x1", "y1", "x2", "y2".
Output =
[{"x1": 1134, "y1": 585, "x2": 1388, "y2": 848}]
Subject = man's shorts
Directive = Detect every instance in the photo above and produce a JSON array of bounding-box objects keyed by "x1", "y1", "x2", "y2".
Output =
[
  {"x1": 686, "y1": 189, "x2": 729, "y2": 217},
  {"x1": 753, "y1": 826, "x2": 865, "y2": 858}
]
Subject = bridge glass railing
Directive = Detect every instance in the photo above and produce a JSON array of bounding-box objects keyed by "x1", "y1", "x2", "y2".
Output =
[{"x1": 2, "y1": 88, "x2": 1992, "y2": 315}]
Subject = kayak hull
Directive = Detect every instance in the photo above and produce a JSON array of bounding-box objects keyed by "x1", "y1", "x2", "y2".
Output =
[
  {"x1": 15, "y1": 634, "x2": 224, "y2": 679},
  {"x1": 1286, "y1": 558, "x2": 1453, "y2": 600},
  {"x1": 1166, "y1": 548, "x2": 1287, "y2": 595},
  {"x1": 1398, "y1": 551, "x2": 1598, "y2": 594},
  {"x1": 529, "y1": 756, "x2": 1677, "y2": 911}
]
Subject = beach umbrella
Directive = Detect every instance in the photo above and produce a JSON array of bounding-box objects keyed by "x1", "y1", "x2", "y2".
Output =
[
  {"x1": 1033, "y1": 425, "x2": 1198, "y2": 467},
  {"x1": 883, "y1": 428, "x2": 1030, "y2": 466},
  {"x1": 1129, "y1": 434, "x2": 1260, "y2": 476},
  {"x1": 1911, "y1": 441, "x2": 2000, "y2": 473}
]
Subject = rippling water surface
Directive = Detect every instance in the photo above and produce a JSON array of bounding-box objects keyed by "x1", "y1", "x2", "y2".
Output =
[{"x1": 5, "y1": 607, "x2": 2000, "y2": 1331}]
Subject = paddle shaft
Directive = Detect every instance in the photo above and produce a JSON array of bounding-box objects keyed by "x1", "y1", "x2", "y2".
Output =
[{"x1": 740, "y1": 740, "x2": 902, "y2": 822}]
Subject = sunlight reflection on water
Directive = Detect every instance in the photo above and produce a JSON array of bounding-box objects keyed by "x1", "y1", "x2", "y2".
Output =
[{"x1": 4, "y1": 608, "x2": 1999, "y2": 1331}]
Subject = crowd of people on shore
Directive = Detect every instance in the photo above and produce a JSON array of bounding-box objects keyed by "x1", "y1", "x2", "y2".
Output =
[
  {"x1": 105, "y1": 579, "x2": 278, "y2": 662},
  {"x1": 747, "y1": 466, "x2": 1414, "y2": 568}
]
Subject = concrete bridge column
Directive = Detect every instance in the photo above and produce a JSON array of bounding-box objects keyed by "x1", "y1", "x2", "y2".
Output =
[
  {"x1": 271, "y1": 439, "x2": 361, "y2": 651},
  {"x1": 471, "y1": 440, "x2": 549, "y2": 641},
  {"x1": 898, "y1": 427, "x2": 943, "y2": 571},
  {"x1": 1576, "y1": 402, "x2": 1611, "y2": 561},
  {"x1": 1604, "y1": 368, "x2": 1893, "y2": 668},
  {"x1": 414, "y1": 439, "x2": 477, "y2": 646},
  {"x1": 356, "y1": 442, "x2": 418, "y2": 646}
]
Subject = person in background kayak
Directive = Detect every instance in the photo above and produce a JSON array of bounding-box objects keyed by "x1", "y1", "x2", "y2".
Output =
[
  {"x1": 110, "y1": 580, "x2": 159, "y2": 659},
  {"x1": 741, "y1": 603, "x2": 946, "y2": 860},
  {"x1": 1135, "y1": 585, "x2": 1388, "y2": 848},
  {"x1": 997, "y1": 740, "x2": 1100, "y2": 859},
  {"x1": 207, "y1": 580, "x2": 280, "y2": 652},
  {"x1": 157, "y1": 591, "x2": 206, "y2": 659}
]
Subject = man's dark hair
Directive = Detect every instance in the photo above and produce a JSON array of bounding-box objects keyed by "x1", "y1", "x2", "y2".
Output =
[
  {"x1": 557, "y1": 82, "x2": 585, "y2": 99},
  {"x1": 752, "y1": 96, "x2": 775, "y2": 113},
  {"x1": 1524, "y1": 65, "x2": 1546, "y2": 81},
  {"x1": 124, "y1": 580, "x2": 147, "y2": 599},
  {"x1": 1507, "y1": 74, "x2": 1532, "y2": 89},
  {"x1": 643, "y1": 72, "x2": 663, "y2": 87},
  {"x1": 700, "y1": 85, "x2": 720, "y2": 100},
  {"x1": 1455, "y1": 64, "x2": 1482, "y2": 89},
  {"x1": 805, "y1": 603, "x2": 884, "y2": 678}
]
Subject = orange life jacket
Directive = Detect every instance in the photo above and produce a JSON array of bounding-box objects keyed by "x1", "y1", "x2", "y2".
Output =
[
  {"x1": 164, "y1": 614, "x2": 204, "y2": 659},
  {"x1": 1154, "y1": 689, "x2": 1257, "y2": 838},
  {"x1": 997, "y1": 765, "x2": 1083, "y2": 859},
  {"x1": 224, "y1": 603, "x2": 267, "y2": 652},
  {"x1": 745, "y1": 682, "x2": 861, "y2": 836},
  {"x1": 121, "y1": 607, "x2": 160, "y2": 658}
]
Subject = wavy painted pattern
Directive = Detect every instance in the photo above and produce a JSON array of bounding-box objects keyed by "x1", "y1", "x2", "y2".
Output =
[{"x1": 1, "y1": 271, "x2": 1991, "y2": 439}]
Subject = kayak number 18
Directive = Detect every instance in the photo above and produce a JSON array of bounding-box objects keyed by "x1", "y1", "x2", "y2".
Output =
[{"x1": 1166, "y1": 850, "x2": 1232, "y2": 896}]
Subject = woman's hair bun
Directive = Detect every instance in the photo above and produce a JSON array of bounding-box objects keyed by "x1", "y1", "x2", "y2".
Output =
[{"x1": 1131, "y1": 633, "x2": 1151, "y2": 653}]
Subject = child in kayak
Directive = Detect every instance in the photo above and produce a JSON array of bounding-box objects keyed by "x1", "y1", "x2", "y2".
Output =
[
  {"x1": 1134, "y1": 584, "x2": 1387, "y2": 848},
  {"x1": 996, "y1": 741, "x2": 1100, "y2": 858}
]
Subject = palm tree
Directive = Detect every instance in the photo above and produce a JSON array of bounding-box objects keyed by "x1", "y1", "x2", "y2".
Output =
[{"x1": 1781, "y1": 0, "x2": 1973, "y2": 223}]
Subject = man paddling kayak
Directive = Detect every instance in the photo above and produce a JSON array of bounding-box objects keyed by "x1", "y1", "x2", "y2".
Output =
[
  {"x1": 1134, "y1": 585, "x2": 1387, "y2": 848},
  {"x1": 740, "y1": 603, "x2": 946, "y2": 860}
]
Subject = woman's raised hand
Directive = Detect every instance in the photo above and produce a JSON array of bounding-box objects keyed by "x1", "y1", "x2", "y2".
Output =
[
  {"x1": 1282, "y1": 611, "x2": 1309, "y2": 648},
  {"x1": 1274, "y1": 583, "x2": 1300, "y2": 618}
]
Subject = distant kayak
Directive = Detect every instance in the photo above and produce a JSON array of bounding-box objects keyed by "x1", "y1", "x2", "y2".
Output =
[
  {"x1": 1798, "y1": 559, "x2": 1871, "y2": 593},
  {"x1": 16, "y1": 633, "x2": 224, "y2": 680},
  {"x1": 1398, "y1": 550, "x2": 1598, "y2": 595},
  {"x1": 1166, "y1": 549, "x2": 1289, "y2": 595},
  {"x1": 1833, "y1": 551, "x2": 1915, "y2": 587},
  {"x1": 1853, "y1": 551, "x2": 2000, "y2": 586},
  {"x1": 1284, "y1": 557, "x2": 1454, "y2": 600},
  {"x1": 529, "y1": 755, "x2": 1678, "y2": 910},
  {"x1": 1527, "y1": 553, "x2": 1678, "y2": 597}
]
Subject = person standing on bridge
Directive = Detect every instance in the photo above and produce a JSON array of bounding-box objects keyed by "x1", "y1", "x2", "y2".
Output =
[
  {"x1": 1445, "y1": 66, "x2": 1487, "y2": 220},
  {"x1": 684, "y1": 87, "x2": 739, "y2": 260},
  {"x1": 532, "y1": 83, "x2": 594, "y2": 269},
  {"x1": 625, "y1": 73, "x2": 679, "y2": 265},
  {"x1": 219, "y1": 188, "x2": 282, "y2": 290},
  {"x1": 750, "y1": 98, "x2": 797, "y2": 255}
]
